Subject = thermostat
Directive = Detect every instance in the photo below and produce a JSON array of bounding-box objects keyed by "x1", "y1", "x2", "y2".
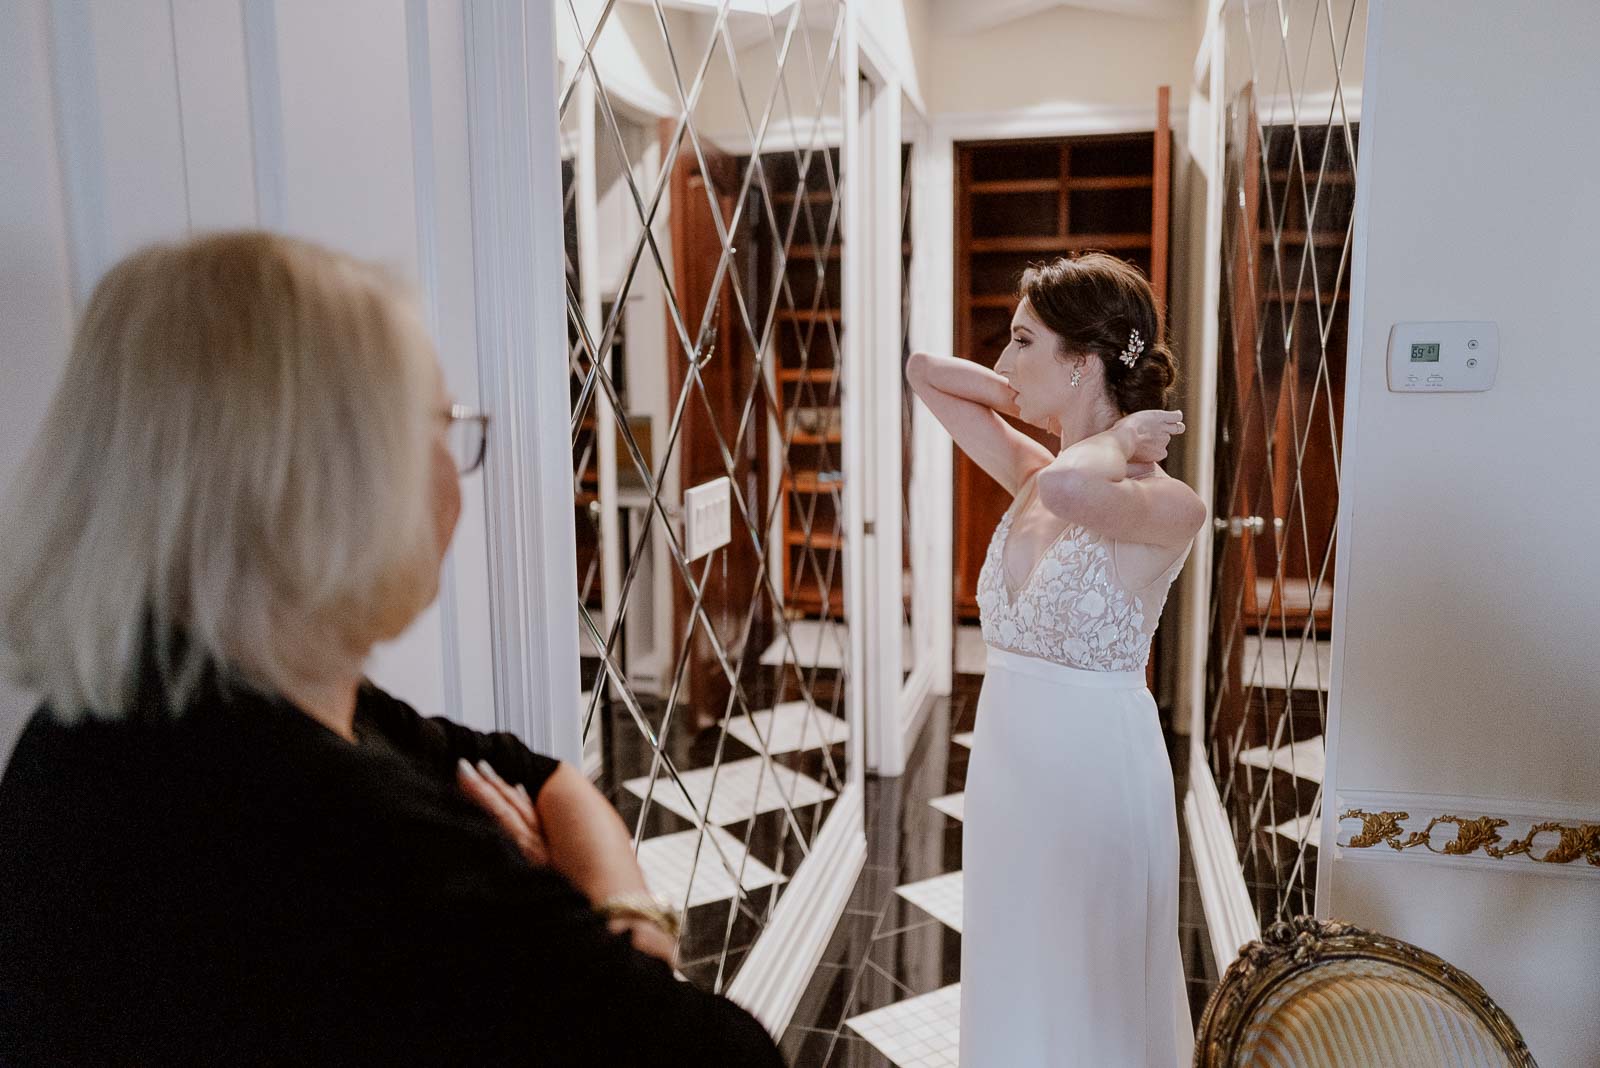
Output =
[{"x1": 1386, "y1": 321, "x2": 1498, "y2": 393}]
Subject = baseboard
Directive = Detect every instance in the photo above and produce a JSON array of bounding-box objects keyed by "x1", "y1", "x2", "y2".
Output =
[
  {"x1": 899, "y1": 662, "x2": 936, "y2": 763},
  {"x1": 726, "y1": 780, "x2": 866, "y2": 1036},
  {"x1": 1183, "y1": 748, "x2": 1260, "y2": 974}
]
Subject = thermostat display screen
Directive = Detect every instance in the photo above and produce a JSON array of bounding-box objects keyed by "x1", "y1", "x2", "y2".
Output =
[{"x1": 1409, "y1": 342, "x2": 1441, "y2": 363}]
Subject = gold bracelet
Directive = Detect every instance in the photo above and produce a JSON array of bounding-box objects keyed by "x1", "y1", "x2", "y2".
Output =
[{"x1": 596, "y1": 891, "x2": 682, "y2": 940}]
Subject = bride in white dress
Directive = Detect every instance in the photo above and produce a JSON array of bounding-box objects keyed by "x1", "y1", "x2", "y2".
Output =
[{"x1": 907, "y1": 253, "x2": 1206, "y2": 1066}]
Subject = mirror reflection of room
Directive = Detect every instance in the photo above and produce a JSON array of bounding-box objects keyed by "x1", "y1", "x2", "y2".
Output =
[{"x1": 557, "y1": 0, "x2": 853, "y2": 996}]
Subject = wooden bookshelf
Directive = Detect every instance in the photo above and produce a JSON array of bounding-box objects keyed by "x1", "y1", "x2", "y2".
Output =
[{"x1": 755, "y1": 147, "x2": 848, "y2": 622}]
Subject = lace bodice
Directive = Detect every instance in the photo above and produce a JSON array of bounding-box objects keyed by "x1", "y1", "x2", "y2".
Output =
[{"x1": 976, "y1": 501, "x2": 1190, "y2": 673}]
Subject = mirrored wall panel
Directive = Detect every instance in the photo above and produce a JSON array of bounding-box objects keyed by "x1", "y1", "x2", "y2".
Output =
[
  {"x1": 556, "y1": 0, "x2": 850, "y2": 993},
  {"x1": 1205, "y1": 0, "x2": 1364, "y2": 927}
]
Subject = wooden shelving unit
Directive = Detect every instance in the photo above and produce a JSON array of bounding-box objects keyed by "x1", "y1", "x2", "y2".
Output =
[
  {"x1": 758, "y1": 148, "x2": 847, "y2": 623},
  {"x1": 952, "y1": 89, "x2": 1173, "y2": 621}
]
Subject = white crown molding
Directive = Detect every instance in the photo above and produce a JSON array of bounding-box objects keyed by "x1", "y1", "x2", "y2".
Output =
[
  {"x1": 698, "y1": 114, "x2": 845, "y2": 158},
  {"x1": 1333, "y1": 790, "x2": 1600, "y2": 882},
  {"x1": 1184, "y1": 749, "x2": 1261, "y2": 972},
  {"x1": 726, "y1": 781, "x2": 866, "y2": 1034},
  {"x1": 1250, "y1": 86, "x2": 1363, "y2": 129},
  {"x1": 935, "y1": 0, "x2": 1188, "y2": 36},
  {"x1": 933, "y1": 100, "x2": 1188, "y2": 143}
]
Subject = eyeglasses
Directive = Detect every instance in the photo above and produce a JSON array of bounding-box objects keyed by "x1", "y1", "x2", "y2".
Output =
[{"x1": 445, "y1": 403, "x2": 490, "y2": 475}]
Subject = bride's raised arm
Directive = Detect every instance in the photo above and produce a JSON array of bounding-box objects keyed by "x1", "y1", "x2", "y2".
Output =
[{"x1": 906, "y1": 350, "x2": 1053, "y2": 496}]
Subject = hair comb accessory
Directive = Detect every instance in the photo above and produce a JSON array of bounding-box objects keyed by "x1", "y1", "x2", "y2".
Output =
[{"x1": 1119, "y1": 328, "x2": 1146, "y2": 368}]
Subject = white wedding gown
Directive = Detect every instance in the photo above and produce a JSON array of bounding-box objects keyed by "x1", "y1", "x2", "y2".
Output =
[{"x1": 961, "y1": 479, "x2": 1194, "y2": 1066}]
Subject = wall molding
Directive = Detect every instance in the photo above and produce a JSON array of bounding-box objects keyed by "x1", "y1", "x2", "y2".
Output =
[
  {"x1": 403, "y1": 0, "x2": 468, "y2": 729},
  {"x1": 241, "y1": 0, "x2": 285, "y2": 228},
  {"x1": 1334, "y1": 790, "x2": 1600, "y2": 881},
  {"x1": 726, "y1": 780, "x2": 866, "y2": 1035},
  {"x1": 898, "y1": 659, "x2": 936, "y2": 762},
  {"x1": 45, "y1": 0, "x2": 109, "y2": 307},
  {"x1": 699, "y1": 114, "x2": 845, "y2": 157},
  {"x1": 910, "y1": 133, "x2": 954, "y2": 696},
  {"x1": 463, "y1": 0, "x2": 583, "y2": 763},
  {"x1": 933, "y1": 100, "x2": 1187, "y2": 143},
  {"x1": 1184, "y1": 746, "x2": 1260, "y2": 972}
]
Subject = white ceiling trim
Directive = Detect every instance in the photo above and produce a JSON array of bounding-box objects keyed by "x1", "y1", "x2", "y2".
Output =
[
  {"x1": 933, "y1": 98, "x2": 1185, "y2": 142},
  {"x1": 935, "y1": 0, "x2": 1189, "y2": 35}
]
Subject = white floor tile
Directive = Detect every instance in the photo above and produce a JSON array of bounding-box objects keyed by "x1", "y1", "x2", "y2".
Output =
[
  {"x1": 623, "y1": 756, "x2": 837, "y2": 827},
  {"x1": 929, "y1": 792, "x2": 965, "y2": 822},
  {"x1": 894, "y1": 871, "x2": 963, "y2": 934},
  {"x1": 1242, "y1": 635, "x2": 1333, "y2": 692},
  {"x1": 847, "y1": 983, "x2": 962, "y2": 1068},
  {"x1": 952, "y1": 732, "x2": 974, "y2": 750},
  {"x1": 637, "y1": 826, "x2": 785, "y2": 909},
  {"x1": 1237, "y1": 734, "x2": 1325, "y2": 784},
  {"x1": 759, "y1": 619, "x2": 846, "y2": 669},
  {"x1": 724, "y1": 701, "x2": 848, "y2": 756},
  {"x1": 1271, "y1": 801, "x2": 1321, "y2": 850},
  {"x1": 760, "y1": 619, "x2": 911, "y2": 669}
]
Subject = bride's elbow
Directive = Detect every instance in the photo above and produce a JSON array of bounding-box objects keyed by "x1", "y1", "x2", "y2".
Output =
[
  {"x1": 905, "y1": 350, "x2": 932, "y2": 392},
  {"x1": 1037, "y1": 467, "x2": 1092, "y2": 521}
]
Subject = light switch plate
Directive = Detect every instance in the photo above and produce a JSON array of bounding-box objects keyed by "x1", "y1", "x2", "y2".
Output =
[
  {"x1": 1386, "y1": 321, "x2": 1499, "y2": 393},
  {"x1": 684, "y1": 477, "x2": 731, "y2": 562}
]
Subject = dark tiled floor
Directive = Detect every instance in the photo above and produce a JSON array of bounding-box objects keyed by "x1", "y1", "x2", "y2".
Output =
[
  {"x1": 780, "y1": 673, "x2": 1219, "y2": 1065},
  {"x1": 588, "y1": 669, "x2": 849, "y2": 992}
]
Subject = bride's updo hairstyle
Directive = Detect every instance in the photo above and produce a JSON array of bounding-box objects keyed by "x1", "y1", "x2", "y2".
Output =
[{"x1": 1018, "y1": 252, "x2": 1178, "y2": 415}]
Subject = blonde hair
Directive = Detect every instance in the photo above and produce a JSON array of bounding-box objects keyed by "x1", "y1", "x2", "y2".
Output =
[{"x1": 0, "y1": 231, "x2": 440, "y2": 717}]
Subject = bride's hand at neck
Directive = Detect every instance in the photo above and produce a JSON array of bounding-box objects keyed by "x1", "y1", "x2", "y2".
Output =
[{"x1": 1043, "y1": 408, "x2": 1185, "y2": 491}]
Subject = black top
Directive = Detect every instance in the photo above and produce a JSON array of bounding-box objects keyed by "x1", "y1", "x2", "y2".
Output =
[{"x1": 0, "y1": 679, "x2": 784, "y2": 1067}]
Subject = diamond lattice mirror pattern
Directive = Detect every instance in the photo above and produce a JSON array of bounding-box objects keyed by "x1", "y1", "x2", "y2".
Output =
[
  {"x1": 1206, "y1": 0, "x2": 1363, "y2": 930},
  {"x1": 557, "y1": 0, "x2": 850, "y2": 993}
]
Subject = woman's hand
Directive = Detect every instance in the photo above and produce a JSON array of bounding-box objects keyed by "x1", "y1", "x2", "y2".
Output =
[
  {"x1": 1113, "y1": 409, "x2": 1185, "y2": 464},
  {"x1": 608, "y1": 918, "x2": 678, "y2": 967},
  {"x1": 458, "y1": 758, "x2": 551, "y2": 866}
]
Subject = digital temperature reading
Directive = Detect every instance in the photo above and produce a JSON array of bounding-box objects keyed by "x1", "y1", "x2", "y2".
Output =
[{"x1": 1409, "y1": 342, "x2": 1441, "y2": 363}]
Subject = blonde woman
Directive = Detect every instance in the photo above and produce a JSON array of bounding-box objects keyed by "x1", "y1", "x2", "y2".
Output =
[{"x1": 0, "y1": 233, "x2": 783, "y2": 1066}]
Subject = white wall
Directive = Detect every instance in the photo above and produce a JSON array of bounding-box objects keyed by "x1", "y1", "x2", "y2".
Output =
[
  {"x1": 1323, "y1": 2, "x2": 1600, "y2": 1063},
  {"x1": 925, "y1": 4, "x2": 1193, "y2": 120},
  {"x1": 0, "y1": 0, "x2": 499, "y2": 758}
]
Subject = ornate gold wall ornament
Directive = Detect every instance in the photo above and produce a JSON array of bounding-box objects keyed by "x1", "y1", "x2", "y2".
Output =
[
  {"x1": 1485, "y1": 821, "x2": 1600, "y2": 866},
  {"x1": 1338, "y1": 805, "x2": 1600, "y2": 870},
  {"x1": 1341, "y1": 808, "x2": 1408, "y2": 848},
  {"x1": 1398, "y1": 814, "x2": 1509, "y2": 856}
]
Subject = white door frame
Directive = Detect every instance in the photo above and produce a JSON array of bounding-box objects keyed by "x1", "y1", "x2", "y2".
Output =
[
  {"x1": 855, "y1": 28, "x2": 945, "y2": 777},
  {"x1": 1178, "y1": 3, "x2": 1262, "y2": 978},
  {"x1": 462, "y1": 0, "x2": 583, "y2": 764}
]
